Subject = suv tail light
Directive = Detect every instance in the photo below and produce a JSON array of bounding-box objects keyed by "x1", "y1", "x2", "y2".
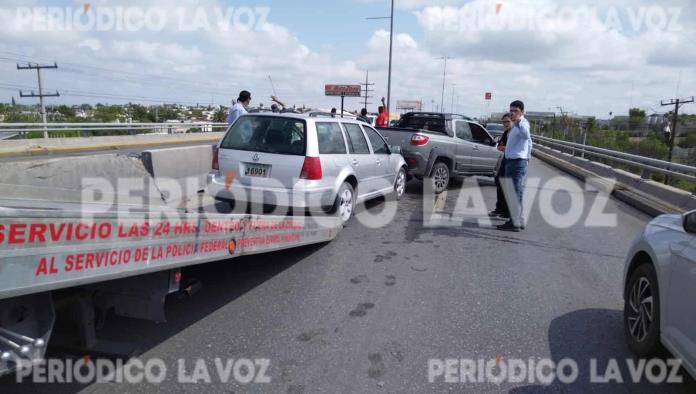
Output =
[
  {"x1": 212, "y1": 146, "x2": 219, "y2": 170},
  {"x1": 411, "y1": 134, "x2": 429, "y2": 146},
  {"x1": 300, "y1": 157, "x2": 322, "y2": 180}
]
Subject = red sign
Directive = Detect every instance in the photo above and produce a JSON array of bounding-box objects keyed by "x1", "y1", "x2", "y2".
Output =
[
  {"x1": 485, "y1": 92, "x2": 492, "y2": 100},
  {"x1": 325, "y1": 84, "x2": 361, "y2": 97}
]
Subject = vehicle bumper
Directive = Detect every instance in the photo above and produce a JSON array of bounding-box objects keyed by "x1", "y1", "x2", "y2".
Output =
[
  {"x1": 206, "y1": 172, "x2": 336, "y2": 212},
  {"x1": 401, "y1": 151, "x2": 428, "y2": 178}
]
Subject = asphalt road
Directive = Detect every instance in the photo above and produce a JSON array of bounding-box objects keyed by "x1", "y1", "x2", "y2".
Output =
[{"x1": 3, "y1": 159, "x2": 695, "y2": 393}]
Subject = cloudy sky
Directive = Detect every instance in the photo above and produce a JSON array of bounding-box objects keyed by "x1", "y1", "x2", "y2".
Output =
[{"x1": 0, "y1": 0, "x2": 694, "y2": 118}]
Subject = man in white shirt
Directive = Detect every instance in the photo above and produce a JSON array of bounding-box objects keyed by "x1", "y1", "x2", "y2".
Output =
[
  {"x1": 498, "y1": 100, "x2": 533, "y2": 232},
  {"x1": 227, "y1": 90, "x2": 251, "y2": 124}
]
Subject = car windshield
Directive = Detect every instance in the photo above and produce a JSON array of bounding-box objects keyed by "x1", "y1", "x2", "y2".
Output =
[{"x1": 220, "y1": 116, "x2": 306, "y2": 156}]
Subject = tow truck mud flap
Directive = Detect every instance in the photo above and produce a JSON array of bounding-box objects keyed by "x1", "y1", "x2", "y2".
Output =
[{"x1": 0, "y1": 293, "x2": 54, "y2": 376}]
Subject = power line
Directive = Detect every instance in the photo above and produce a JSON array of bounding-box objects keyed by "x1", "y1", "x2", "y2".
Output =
[
  {"x1": 0, "y1": 53, "x2": 240, "y2": 102},
  {"x1": 0, "y1": 57, "x2": 235, "y2": 98},
  {"x1": 0, "y1": 84, "x2": 210, "y2": 106}
]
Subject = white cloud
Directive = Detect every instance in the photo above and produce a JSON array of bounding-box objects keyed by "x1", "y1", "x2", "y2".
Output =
[{"x1": 0, "y1": 0, "x2": 693, "y2": 117}]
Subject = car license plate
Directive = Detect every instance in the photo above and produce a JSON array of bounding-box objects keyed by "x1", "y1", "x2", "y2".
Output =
[{"x1": 244, "y1": 163, "x2": 270, "y2": 178}]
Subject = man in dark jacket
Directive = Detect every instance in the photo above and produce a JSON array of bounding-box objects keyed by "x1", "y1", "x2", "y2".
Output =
[{"x1": 488, "y1": 113, "x2": 513, "y2": 218}]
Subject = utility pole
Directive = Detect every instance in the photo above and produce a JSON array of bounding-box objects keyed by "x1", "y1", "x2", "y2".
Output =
[
  {"x1": 450, "y1": 84, "x2": 456, "y2": 113},
  {"x1": 360, "y1": 70, "x2": 374, "y2": 111},
  {"x1": 17, "y1": 62, "x2": 59, "y2": 139},
  {"x1": 437, "y1": 56, "x2": 452, "y2": 112},
  {"x1": 661, "y1": 96, "x2": 695, "y2": 165}
]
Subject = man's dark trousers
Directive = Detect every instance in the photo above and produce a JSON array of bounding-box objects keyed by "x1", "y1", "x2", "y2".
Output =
[{"x1": 494, "y1": 158, "x2": 509, "y2": 216}]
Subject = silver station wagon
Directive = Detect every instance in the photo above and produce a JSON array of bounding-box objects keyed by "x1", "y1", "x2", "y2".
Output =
[{"x1": 208, "y1": 113, "x2": 408, "y2": 224}]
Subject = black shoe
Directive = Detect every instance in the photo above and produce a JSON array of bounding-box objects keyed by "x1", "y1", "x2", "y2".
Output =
[
  {"x1": 488, "y1": 209, "x2": 503, "y2": 217},
  {"x1": 497, "y1": 221, "x2": 520, "y2": 232}
]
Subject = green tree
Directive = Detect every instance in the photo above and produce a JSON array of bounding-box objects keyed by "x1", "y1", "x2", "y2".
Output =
[
  {"x1": 129, "y1": 104, "x2": 155, "y2": 122},
  {"x1": 213, "y1": 107, "x2": 227, "y2": 123},
  {"x1": 629, "y1": 108, "x2": 646, "y2": 130},
  {"x1": 93, "y1": 105, "x2": 123, "y2": 122},
  {"x1": 55, "y1": 105, "x2": 76, "y2": 118}
]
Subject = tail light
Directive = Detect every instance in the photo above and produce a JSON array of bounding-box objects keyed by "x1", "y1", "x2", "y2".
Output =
[
  {"x1": 411, "y1": 134, "x2": 429, "y2": 146},
  {"x1": 300, "y1": 157, "x2": 322, "y2": 180},
  {"x1": 212, "y1": 146, "x2": 219, "y2": 170}
]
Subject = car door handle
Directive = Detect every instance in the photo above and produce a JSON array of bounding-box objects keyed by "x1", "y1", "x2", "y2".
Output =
[
  {"x1": 375, "y1": 159, "x2": 381, "y2": 165},
  {"x1": 351, "y1": 159, "x2": 359, "y2": 166},
  {"x1": 473, "y1": 146, "x2": 480, "y2": 150}
]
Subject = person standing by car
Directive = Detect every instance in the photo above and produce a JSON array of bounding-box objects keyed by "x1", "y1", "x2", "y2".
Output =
[
  {"x1": 489, "y1": 113, "x2": 513, "y2": 219},
  {"x1": 270, "y1": 95, "x2": 286, "y2": 113},
  {"x1": 376, "y1": 97, "x2": 389, "y2": 127},
  {"x1": 227, "y1": 90, "x2": 251, "y2": 124},
  {"x1": 357, "y1": 108, "x2": 371, "y2": 124},
  {"x1": 498, "y1": 100, "x2": 532, "y2": 232}
]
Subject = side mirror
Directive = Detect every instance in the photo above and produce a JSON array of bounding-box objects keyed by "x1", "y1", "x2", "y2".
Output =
[
  {"x1": 684, "y1": 211, "x2": 696, "y2": 234},
  {"x1": 390, "y1": 145, "x2": 402, "y2": 154}
]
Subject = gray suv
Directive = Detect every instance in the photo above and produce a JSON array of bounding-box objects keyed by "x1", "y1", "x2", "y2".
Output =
[{"x1": 208, "y1": 113, "x2": 407, "y2": 224}]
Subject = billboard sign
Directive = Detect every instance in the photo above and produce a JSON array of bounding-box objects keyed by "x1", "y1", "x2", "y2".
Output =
[{"x1": 325, "y1": 85, "x2": 361, "y2": 97}]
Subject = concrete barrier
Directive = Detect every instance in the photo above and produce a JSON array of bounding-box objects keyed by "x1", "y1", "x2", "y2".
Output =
[
  {"x1": 0, "y1": 133, "x2": 224, "y2": 158},
  {"x1": 141, "y1": 145, "x2": 215, "y2": 203},
  {"x1": 534, "y1": 144, "x2": 696, "y2": 216}
]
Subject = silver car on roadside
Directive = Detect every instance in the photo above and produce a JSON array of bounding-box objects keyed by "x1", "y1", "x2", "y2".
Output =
[
  {"x1": 623, "y1": 209, "x2": 696, "y2": 379},
  {"x1": 207, "y1": 113, "x2": 408, "y2": 224}
]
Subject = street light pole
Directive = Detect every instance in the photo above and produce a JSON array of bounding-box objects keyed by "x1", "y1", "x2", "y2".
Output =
[
  {"x1": 437, "y1": 56, "x2": 451, "y2": 112},
  {"x1": 387, "y1": 0, "x2": 394, "y2": 114},
  {"x1": 366, "y1": 0, "x2": 395, "y2": 115}
]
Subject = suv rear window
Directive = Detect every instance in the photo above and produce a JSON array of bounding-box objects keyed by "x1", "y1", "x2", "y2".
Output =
[{"x1": 220, "y1": 116, "x2": 306, "y2": 156}]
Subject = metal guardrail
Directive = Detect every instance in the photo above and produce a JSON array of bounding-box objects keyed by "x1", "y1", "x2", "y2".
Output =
[
  {"x1": 0, "y1": 122, "x2": 229, "y2": 137},
  {"x1": 533, "y1": 135, "x2": 696, "y2": 183}
]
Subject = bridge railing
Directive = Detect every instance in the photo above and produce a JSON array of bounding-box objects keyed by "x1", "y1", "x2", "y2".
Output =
[
  {"x1": 532, "y1": 135, "x2": 696, "y2": 184},
  {"x1": 0, "y1": 122, "x2": 229, "y2": 138}
]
